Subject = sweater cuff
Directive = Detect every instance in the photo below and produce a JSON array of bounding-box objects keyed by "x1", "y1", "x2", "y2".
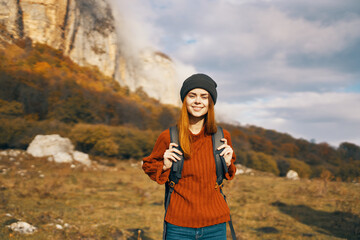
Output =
[
  {"x1": 225, "y1": 163, "x2": 236, "y2": 180},
  {"x1": 155, "y1": 161, "x2": 171, "y2": 184}
]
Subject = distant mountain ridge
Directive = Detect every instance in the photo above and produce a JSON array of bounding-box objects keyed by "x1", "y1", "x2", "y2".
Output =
[{"x1": 0, "y1": 0, "x2": 180, "y2": 105}]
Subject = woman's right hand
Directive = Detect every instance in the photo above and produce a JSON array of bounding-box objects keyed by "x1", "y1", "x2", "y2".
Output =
[{"x1": 163, "y1": 143, "x2": 183, "y2": 171}]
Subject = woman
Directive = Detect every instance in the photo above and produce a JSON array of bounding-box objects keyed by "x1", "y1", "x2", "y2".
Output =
[{"x1": 142, "y1": 73, "x2": 237, "y2": 240}]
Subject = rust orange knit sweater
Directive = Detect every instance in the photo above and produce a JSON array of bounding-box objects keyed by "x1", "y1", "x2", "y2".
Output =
[{"x1": 142, "y1": 127, "x2": 236, "y2": 228}]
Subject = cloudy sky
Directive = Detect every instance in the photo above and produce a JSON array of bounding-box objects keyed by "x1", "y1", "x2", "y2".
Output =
[{"x1": 112, "y1": 0, "x2": 360, "y2": 147}]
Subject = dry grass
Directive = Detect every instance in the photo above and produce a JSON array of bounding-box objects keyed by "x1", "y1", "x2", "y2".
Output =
[{"x1": 0, "y1": 151, "x2": 359, "y2": 239}]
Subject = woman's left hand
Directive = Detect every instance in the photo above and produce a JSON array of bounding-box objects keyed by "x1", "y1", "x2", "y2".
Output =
[{"x1": 217, "y1": 138, "x2": 233, "y2": 167}]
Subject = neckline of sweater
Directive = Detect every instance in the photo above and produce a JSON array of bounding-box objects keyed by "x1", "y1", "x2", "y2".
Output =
[{"x1": 189, "y1": 126, "x2": 205, "y2": 140}]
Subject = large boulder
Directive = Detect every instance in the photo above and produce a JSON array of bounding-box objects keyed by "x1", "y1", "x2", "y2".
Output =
[
  {"x1": 286, "y1": 170, "x2": 300, "y2": 180},
  {"x1": 27, "y1": 134, "x2": 91, "y2": 166},
  {"x1": 27, "y1": 134, "x2": 74, "y2": 157}
]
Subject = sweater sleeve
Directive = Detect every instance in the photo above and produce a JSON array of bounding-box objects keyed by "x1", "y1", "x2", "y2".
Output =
[
  {"x1": 223, "y1": 129, "x2": 237, "y2": 180},
  {"x1": 142, "y1": 129, "x2": 171, "y2": 184}
]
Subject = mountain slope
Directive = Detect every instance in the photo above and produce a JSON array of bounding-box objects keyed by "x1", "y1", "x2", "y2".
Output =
[
  {"x1": 0, "y1": 0, "x2": 180, "y2": 105},
  {"x1": 0, "y1": 42, "x2": 359, "y2": 181}
]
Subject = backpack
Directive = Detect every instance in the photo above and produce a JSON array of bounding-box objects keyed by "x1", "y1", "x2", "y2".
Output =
[{"x1": 163, "y1": 126, "x2": 236, "y2": 240}]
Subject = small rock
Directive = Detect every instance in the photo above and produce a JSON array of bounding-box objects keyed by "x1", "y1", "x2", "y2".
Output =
[
  {"x1": 235, "y1": 169, "x2": 244, "y2": 175},
  {"x1": 235, "y1": 164, "x2": 253, "y2": 175},
  {"x1": 53, "y1": 152, "x2": 73, "y2": 163},
  {"x1": 55, "y1": 224, "x2": 63, "y2": 230},
  {"x1": 8, "y1": 150, "x2": 22, "y2": 157},
  {"x1": 286, "y1": 170, "x2": 300, "y2": 180},
  {"x1": 17, "y1": 170, "x2": 27, "y2": 177},
  {"x1": 7, "y1": 221, "x2": 37, "y2": 234},
  {"x1": 73, "y1": 151, "x2": 91, "y2": 166},
  {"x1": 245, "y1": 169, "x2": 252, "y2": 174}
]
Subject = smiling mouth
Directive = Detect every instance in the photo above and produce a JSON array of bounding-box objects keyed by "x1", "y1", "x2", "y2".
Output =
[{"x1": 192, "y1": 106, "x2": 203, "y2": 111}]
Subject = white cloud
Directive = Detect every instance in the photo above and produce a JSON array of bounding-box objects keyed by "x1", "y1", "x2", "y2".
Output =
[
  {"x1": 108, "y1": 0, "x2": 163, "y2": 56},
  {"x1": 216, "y1": 92, "x2": 360, "y2": 146},
  {"x1": 109, "y1": 0, "x2": 360, "y2": 146},
  {"x1": 171, "y1": 3, "x2": 360, "y2": 62}
]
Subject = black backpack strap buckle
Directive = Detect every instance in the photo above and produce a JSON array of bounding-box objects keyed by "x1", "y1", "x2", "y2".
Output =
[
  {"x1": 215, "y1": 182, "x2": 224, "y2": 190},
  {"x1": 168, "y1": 180, "x2": 176, "y2": 188}
]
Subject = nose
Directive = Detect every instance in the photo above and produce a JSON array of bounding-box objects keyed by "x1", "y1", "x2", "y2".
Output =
[{"x1": 195, "y1": 96, "x2": 201, "y2": 103}]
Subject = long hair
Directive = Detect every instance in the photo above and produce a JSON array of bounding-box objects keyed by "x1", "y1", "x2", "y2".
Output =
[{"x1": 177, "y1": 96, "x2": 217, "y2": 159}]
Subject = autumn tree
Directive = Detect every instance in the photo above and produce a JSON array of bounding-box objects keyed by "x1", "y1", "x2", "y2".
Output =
[{"x1": 338, "y1": 142, "x2": 360, "y2": 161}]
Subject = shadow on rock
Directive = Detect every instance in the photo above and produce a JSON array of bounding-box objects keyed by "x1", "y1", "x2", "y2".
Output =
[{"x1": 272, "y1": 201, "x2": 360, "y2": 239}]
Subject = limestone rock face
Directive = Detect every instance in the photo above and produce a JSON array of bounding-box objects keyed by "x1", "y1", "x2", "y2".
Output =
[
  {"x1": 0, "y1": 0, "x2": 180, "y2": 105},
  {"x1": 135, "y1": 50, "x2": 180, "y2": 105}
]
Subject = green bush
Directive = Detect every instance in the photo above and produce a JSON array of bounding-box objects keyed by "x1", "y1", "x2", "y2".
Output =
[
  {"x1": 110, "y1": 126, "x2": 158, "y2": 159},
  {"x1": 234, "y1": 149, "x2": 247, "y2": 165},
  {"x1": 0, "y1": 118, "x2": 29, "y2": 148},
  {"x1": 0, "y1": 118, "x2": 71, "y2": 149},
  {"x1": 92, "y1": 138, "x2": 119, "y2": 156},
  {"x1": 246, "y1": 151, "x2": 280, "y2": 175},
  {"x1": 0, "y1": 100, "x2": 24, "y2": 118},
  {"x1": 276, "y1": 157, "x2": 312, "y2": 178},
  {"x1": 287, "y1": 158, "x2": 312, "y2": 178},
  {"x1": 131, "y1": 129, "x2": 159, "y2": 157},
  {"x1": 116, "y1": 137, "x2": 143, "y2": 159},
  {"x1": 70, "y1": 124, "x2": 111, "y2": 152},
  {"x1": 337, "y1": 161, "x2": 360, "y2": 181},
  {"x1": 69, "y1": 124, "x2": 158, "y2": 159}
]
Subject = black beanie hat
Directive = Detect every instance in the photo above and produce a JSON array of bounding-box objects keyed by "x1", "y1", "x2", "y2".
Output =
[{"x1": 180, "y1": 73, "x2": 218, "y2": 104}]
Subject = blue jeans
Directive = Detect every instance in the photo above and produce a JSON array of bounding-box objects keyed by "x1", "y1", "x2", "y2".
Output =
[{"x1": 166, "y1": 222, "x2": 227, "y2": 240}]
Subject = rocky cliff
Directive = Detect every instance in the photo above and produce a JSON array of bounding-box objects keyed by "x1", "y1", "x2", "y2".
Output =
[{"x1": 0, "y1": 0, "x2": 180, "y2": 105}]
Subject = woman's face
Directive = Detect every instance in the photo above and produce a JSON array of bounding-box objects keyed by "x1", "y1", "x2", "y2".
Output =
[{"x1": 185, "y1": 88, "x2": 209, "y2": 118}]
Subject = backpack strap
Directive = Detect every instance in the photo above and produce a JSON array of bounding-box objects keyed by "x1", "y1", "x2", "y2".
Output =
[
  {"x1": 168, "y1": 126, "x2": 184, "y2": 185},
  {"x1": 164, "y1": 126, "x2": 184, "y2": 209},
  {"x1": 212, "y1": 126, "x2": 228, "y2": 189},
  {"x1": 163, "y1": 126, "x2": 184, "y2": 240},
  {"x1": 213, "y1": 126, "x2": 237, "y2": 240}
]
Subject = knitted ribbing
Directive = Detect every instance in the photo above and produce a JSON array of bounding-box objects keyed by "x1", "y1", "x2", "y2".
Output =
[{"x1": 142, "y1": 127, "x2": 236, "y2": 228}]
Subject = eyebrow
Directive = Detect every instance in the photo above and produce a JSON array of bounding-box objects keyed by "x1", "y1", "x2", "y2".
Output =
[{"x1": 189, "y1": 92, "x2": 209, "y2": 96}]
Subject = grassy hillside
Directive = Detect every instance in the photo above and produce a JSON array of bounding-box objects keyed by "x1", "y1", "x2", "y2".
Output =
[
  {"x1": 0, "y1": 150, "x2": 359, "y2": 239},
  {"x1": 0, "y1": 40, "x2": 360, "y2": 181}
]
